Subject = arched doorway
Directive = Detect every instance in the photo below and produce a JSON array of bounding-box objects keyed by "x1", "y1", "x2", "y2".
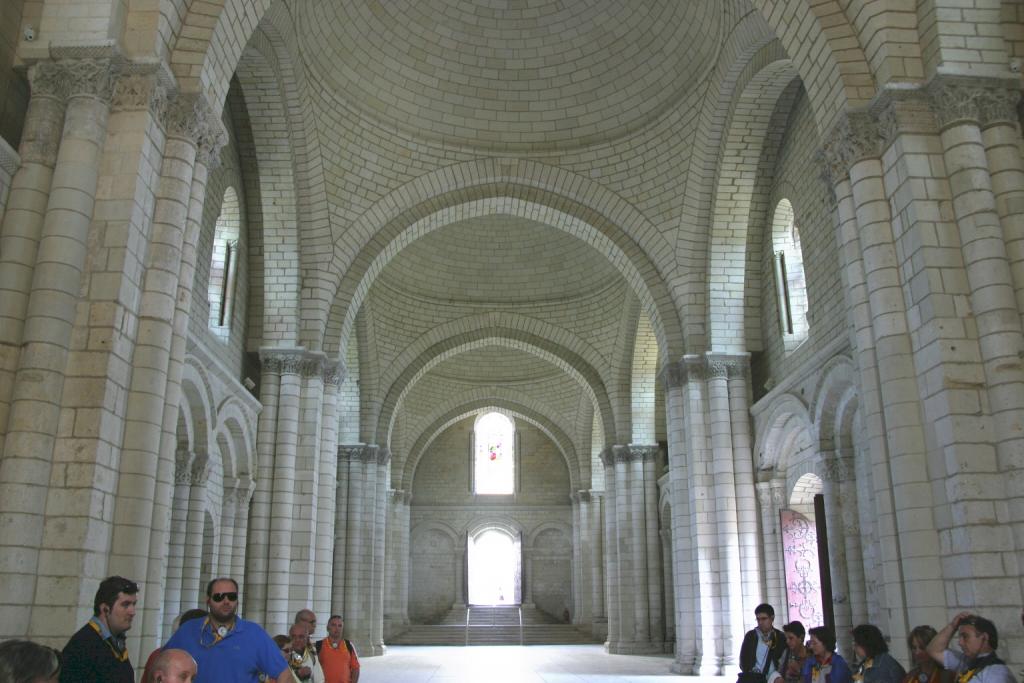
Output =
[
  {"x1": 467, "y1": 528, "x2": 521, "y2": 605},
  {"x1": 781, "y1": 473, "x2": 832, "y2": 630}
]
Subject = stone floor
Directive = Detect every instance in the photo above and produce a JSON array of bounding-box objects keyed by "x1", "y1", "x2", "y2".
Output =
[{"x1": 361, "y1": 644, "x2": 725, "y2": 682}]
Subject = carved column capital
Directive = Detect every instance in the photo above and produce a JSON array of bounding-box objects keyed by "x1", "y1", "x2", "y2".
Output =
[
  {"x1": 598, "y1": 446, "x2": 615, "y2": 468},
  {"x1": 27, "y1": 61, "x2": 68, "y2": 101},
  {"x1": 821, "y1": 110, "x2": 883, "y2": 182},
  {"x1": 926, "y1": 76, "x2": 1020, "y2": 129},
  {"x1": 63, "y1": 58, "x2": 117, "y2": 101},
  {"x1": 821, "y1": 454, "x2": 855, "y2": 483},
  {"x1": 111, "y1": 72, "x2": 168, "y2": 116},
  {"x1": 658, "y1": 360, "x2": 686, "y2": 390},
  {"x1": 324, "y1": 361, "x2": 346, "y2": 387}
]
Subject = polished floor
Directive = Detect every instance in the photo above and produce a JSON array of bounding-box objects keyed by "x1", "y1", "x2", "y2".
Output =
[{"x1": 361, "y1": 644, "x2": 722, "y2": 682}]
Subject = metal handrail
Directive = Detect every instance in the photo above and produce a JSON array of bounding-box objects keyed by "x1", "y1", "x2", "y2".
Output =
[
  {"x1": 465, "y1": 606, "x2": 471, "y2": 646},
  {"x1": 518, "y1": 606, "x2": 523, "y2": 646}
]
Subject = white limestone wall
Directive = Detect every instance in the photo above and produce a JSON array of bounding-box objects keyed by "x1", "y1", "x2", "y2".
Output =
[
  {"x1": 408, "y1": 417, "x2": 573, "y2": 621},
  {"x1": 753, "y1": 89, "x2": 846, "y2": 395}
]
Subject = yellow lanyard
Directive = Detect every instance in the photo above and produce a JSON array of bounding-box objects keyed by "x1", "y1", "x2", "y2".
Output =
[{"x1": 88, "y1": 620, "x2": 130, "y2": 662}]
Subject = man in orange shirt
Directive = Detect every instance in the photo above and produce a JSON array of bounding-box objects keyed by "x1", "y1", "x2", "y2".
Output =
[{"x1": 315, "y1": 616, "x2": 359, "y2": 683}]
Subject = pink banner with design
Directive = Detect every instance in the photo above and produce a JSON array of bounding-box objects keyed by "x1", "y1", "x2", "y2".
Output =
[{"x1": 780, "y1": 508, "x2": 824, "y2": 627}]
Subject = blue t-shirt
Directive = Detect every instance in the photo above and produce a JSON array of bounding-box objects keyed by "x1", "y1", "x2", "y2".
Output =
[{"x1": 164, "y1": 616, "x2": 289, "y2": 683}]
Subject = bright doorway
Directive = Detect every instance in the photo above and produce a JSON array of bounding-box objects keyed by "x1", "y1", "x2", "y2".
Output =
[{"x1": 467, "y1": 528, "x2": 521, "y2": 605}]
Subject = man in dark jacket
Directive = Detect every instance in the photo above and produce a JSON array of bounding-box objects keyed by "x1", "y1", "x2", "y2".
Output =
[
  {"x1": 60, "y1": 575, "x2": 139, "y2": 683},
  {"x1": 740, "y1": 603, "x2": 787, "y2": 679}
]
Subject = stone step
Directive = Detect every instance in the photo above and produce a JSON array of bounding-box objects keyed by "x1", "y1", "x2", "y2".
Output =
[{"x1": 388, "y1": 623, "x2": 599, "y2": 646}]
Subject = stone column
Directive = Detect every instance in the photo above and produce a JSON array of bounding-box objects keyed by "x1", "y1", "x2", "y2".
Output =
[
  {"x1": 163, "y1": 450, "x2": 194, "y2": 633},
  {"x1": 726, "y1": 359, "x2": 761, "y2": 617},
  {"x1": 0, "y1": 58, "x2": 114, "y2": 639},
  {"x1": 601, "y1": 449, "x2": 619, "y2": 648},
  {"x1": 929, "y1": 80, "x2": 1024, "y2": 611},
  {"x1": 331, "y1": 448, "x2": 350, "y2": 613},
  {"x1": 453, "y1": 535, "x2": 465, "y2": 607},
  {"x1": 180, "y1": 457, "x2": 213, "y2": 610},
  {"x1": 144, "y1": 130, "x2": 222, "y2": 652},
  {"x1": 661, "y1": 362, "x2": 697, "y2": 674},
  {"x1": 756, "y1": 479, "x2": 786, "y2": 618},
  {"x1": 105, "y1": 89, "x2": 219, "y2": 658},
  {"x1": 229, "y1": 480, "x2": 254, "y2": 584},
  {"x1": 335, "y1": 444, "x2": 387, "y2": 655},
  {"x1": 384, "y1": 489, "x2": 411, "y2": 637},
  {"x1": 588, "y1": 491, "x2": 607, "y2": 639},
  {"x1": 313, "y1": 363, "x2": 343, "y2": 628},
  {"x1": 245, "y1": 356, "x2": 282, "y2": 624},
  {"x1": 571, "y1": 492, "x2": 584, "y2": 622},
  {"x1": 370, "y1": 447, "x2": 388, "y2": 654},
  {"x1": 822, "y1": 455, "x2": 855, "y2": 655},
  {"x1": 706, "y1": 358, "x2": 744, "y2": 672},
  {"x1": 0, "y1": 62, "x2": 65, "y2": 455},
  {"x1": 642, "y1": 449, "x2": 664, "y2": 650}
]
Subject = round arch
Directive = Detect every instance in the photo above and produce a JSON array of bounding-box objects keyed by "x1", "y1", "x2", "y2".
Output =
[{"x1": 402, "y1": 397, "x2": 579, "y2": 493}]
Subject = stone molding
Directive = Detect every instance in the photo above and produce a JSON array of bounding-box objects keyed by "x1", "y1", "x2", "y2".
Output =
[
  {"x1": 660, "y1": 355, "x2": 748, "y2": 386},
  {"x1": 658, "y1": 360, "x2": 685, "y2": 390},
  {"x1": 175, "y1": 451, "x2": 213, "y2": 485},
  {"x1": 821, "y1": 110, "x2": 882, "y2": 184}
]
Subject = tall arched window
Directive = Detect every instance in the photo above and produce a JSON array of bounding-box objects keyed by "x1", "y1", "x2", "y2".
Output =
[
  {"x1": 208, "y1": 187, "x2": 240, "y2": 340},
  {"x1": 473, "y1": 412, "x2": 515, "y2": 494},
  {"x1": 771, "y1": 199, "x2": 809, "y2": 351}
]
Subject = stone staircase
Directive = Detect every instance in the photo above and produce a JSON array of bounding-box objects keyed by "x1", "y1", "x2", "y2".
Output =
[{"x1": 389, "y1": 605, "x2": 599, "y2": 646}]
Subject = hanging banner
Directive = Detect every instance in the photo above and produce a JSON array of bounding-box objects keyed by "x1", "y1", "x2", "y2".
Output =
[{"x1": 780, "y1": 508, "x2": 824, "y2": 627}]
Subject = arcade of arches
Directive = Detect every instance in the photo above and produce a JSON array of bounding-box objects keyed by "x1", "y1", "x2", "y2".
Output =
[{"x1": 1, "y1": 0, "x2": 1024, "y2": 676}]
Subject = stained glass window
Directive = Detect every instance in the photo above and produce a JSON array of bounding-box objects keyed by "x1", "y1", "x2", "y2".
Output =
[{"x1": 474, "y1": 412, "x2": 514, "y2": 494}]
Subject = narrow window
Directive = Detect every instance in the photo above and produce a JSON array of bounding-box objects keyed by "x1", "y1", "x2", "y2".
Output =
[
  {"x1": 771, "y1": 199, "x2": 809, "y2": 350},
  {"x1": 474, "y1": 412, "x2": 515, "y2": 495},
  {"x1": 208, "y1": 187, "x2": 240, "y2": 339}
]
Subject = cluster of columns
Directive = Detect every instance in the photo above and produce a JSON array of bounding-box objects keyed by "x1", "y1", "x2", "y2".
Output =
[
  {"x1": 661, "y1": 354, "x2": 760, "y2": 675},
  {"x1": 0, "y1": 54, "x2": 227, "y2": 667},
  {"x1": 821, "y1": 73, "x2": 1024, "y2": 647},
  {"x1": 601, "y1": 444, "x2": 666, "y2": 654},
  {"x1": 571, "y1": 490, "x2": 607, "y2": 638},
  {"x1": 384, "y1": 489, "x2": 412, "y2": 638}
]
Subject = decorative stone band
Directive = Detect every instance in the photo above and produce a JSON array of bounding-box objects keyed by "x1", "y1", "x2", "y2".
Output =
[
  {"x1": 658, "y1": 354, "x2": 748, "y2": 388},
  {"x1": 599, "y1": 444, "x2": 659, "y2": 467},
  {"x1": 337, "y1": 443, "x2": 392, "y2": 466},
  {"x1": 389, "y1": 489, "x2": 412, "y2": 505},
  {"x1": 821, "y1": 75, "x2": 1022, "y2": 184},
  {"x1": 175, "y1": 449, "x2": 214, "y2": 486},
  {"x1": 260, "y1": 349, "x2": 335, "y2": 380},
  {"x1": 571, "y1": 490, "x2": 592, "y2": 504}
]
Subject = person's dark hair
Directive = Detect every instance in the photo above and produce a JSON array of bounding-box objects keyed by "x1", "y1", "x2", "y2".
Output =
[
  {"x1": 0, "y1": 639, "x2": 62, "y2": 683},
  {"x1": 273, "y1": 634, "x2": 290, "y2": 650},
  {"x1": 959, "y1": 615, "x2": 999, "y2": 650},
  {"x1": 205, "y1": 576, "x2": 239, "y2": 598},
  {"x1": 329, "y1": 614, "x2": 344, "y2": 622},
  {"x1": 783, "y1": 621, "x2": 806, "y2": 640},
  {"x1": 177, "y1": 608, "x2": 207, "y2": 629},
  {"x1": 907, "y1": 625, "x2": 938, "y2": 652},
  {"x1": 755, "y1": 603, "x2": 775, "y2": 619},
  {"x1": 809, "y1": 626, "x2": 837, "y2": 652},
  {"x1": 93, "y1": 576, "x2": 139, "y2": 616},
  {"x1": 852, "y1": 624, "x2": 889, "y2": 657}
]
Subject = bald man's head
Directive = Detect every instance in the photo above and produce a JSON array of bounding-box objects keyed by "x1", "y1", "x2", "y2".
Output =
[{"x1": 152, "y1": 648, "x2": 197, "y2": 683}]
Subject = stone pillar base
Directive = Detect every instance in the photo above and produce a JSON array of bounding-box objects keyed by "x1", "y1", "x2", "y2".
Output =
[
  {"x1": 605, "y1": 641, "x2": 665, "y2": 655},
  {"x1": 590, "y1": 617, "x2": 608, "y2": 640}
]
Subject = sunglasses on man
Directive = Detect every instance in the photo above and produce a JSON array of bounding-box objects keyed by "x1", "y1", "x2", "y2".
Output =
[{"x1": 210, "y1": 592, "x2": 238, "y2": 603}]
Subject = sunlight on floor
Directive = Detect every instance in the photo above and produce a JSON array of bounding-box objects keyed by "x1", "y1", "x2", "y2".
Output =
[{"x1": 361, "y1": 644, "x2": 729, "y2": 682}]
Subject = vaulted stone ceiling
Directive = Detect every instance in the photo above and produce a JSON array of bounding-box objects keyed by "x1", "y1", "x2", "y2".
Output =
[
  {"x1": 265, "y1": 0, "x2": 729, "y2": 465},
  {"x1": 293, "y1": 0, "x2": 722, "y2": 150}
]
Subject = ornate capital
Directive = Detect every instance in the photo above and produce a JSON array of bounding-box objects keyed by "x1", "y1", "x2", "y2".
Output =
[
  {"x1": 706, "y1": 360, "x2": 729, "y2": 379},
  {"x1": 821, "y1": 110, "x2": 883, "y2": 182},
  {"x1": 598, "y1": 446, "x2": 615, "y2": 468},
  {"x1": 658, "y1": 360, "x2": 686, "y2": 390},
  {"x1": 926, "y1": 76, "x2": 1019, "y2": 129},
  {"x1": 376, "y1": 446, "x2": 392, "y2": 466},
  {"x1": 27, "y1": 61, "x2": 68, "y2": 101},
  {"x1": 324, "y1": 361, "x2": 346, "y2": 387},
  {"x1": 610, "y1": 444, "x2": 659, "y2": 464},
  {"x1": 63, "y1": 59, "x2": 116, "y2": 101},
  {"x1": 390, "y1": 489, "x2": 412, "y2": 505},
  {"x1": 111, "y1": 73, "x2": 168, "y2": 115},
  {"x1": 821, "y1": 454, "x2": 855, "y2": 483},
  {"x1": 681, "y1": 355, "x2": 705, "y2": 381}
]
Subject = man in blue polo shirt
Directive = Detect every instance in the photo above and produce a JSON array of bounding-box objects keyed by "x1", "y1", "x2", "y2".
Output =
[{"x1": 164, "y1": 577, "x2": 289, "y2": 683}]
